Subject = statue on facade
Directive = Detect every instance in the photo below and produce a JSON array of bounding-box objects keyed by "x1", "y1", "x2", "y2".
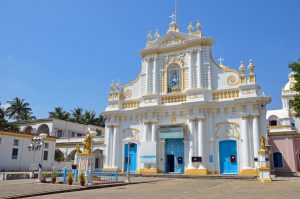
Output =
[
  {"x1": 171, "y1": 73, "x2": 179, "y2": 91},
  {"x1": 260, "y1": 135, "x2": 266, "y2": 151},
  {"x1": 83, "y1": 131, "x2": 92, "y2": 154},
  {"x1": 76, "y1": 144, "x2": 81, "y2": 154}
]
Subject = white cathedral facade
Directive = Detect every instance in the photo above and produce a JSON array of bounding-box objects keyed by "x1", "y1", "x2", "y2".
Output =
[{"x1": 102, "y1": 19, "x2": 271, "y2": 175}]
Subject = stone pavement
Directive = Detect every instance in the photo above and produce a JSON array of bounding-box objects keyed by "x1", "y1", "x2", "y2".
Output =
[
  {"x1": 0, "y1": 177, "x2": 169, "y2": 199},
  {"x1": 28, "y1": 177, "x2": 300, "y2": 199}
]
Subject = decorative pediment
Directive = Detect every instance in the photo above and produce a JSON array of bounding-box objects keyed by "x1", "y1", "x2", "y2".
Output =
[
  {"x1": 122, "y1": 128, "x2": 140, "y2": 143},
  {"x1": 147, "y1": 31, "x2": 196, "y2": 48},
  {"x1": 215, "y1": 122, "x2": 240, "y2": 140}
]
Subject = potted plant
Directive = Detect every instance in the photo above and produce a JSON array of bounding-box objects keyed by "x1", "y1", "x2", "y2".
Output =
[
  {"x1": 67, "y1": 172, "x2": 74, "y2": 185},
  {"x1": 51, "y1": 171, "x2": 58, "y2": 184},
  {"x1": 41, "y1": 172, "x2": 47, "y2": 183},
  {"x1": 79, "y1": 172, "x2": 85, "y2": 186}
]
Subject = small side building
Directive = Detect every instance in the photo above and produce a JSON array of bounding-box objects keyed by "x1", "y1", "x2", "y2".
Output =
[
  {"x1": 0, "y1": 130, "x2": 56, "y2": 171},
  {"x1": 267, "y1": 73, "x2": 300, "y2": 175},
  {"x1": 16, "y1": 118, "x2": 105, "y2": 170}
]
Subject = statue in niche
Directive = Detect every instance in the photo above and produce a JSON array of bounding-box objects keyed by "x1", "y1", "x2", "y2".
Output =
[{"x1": 260, "y1": 135, "x2": 266, "y2": 151}]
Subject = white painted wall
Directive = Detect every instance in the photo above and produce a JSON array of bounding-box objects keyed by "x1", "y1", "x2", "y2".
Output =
[{"x1": 0, "y1": 133, "x2": 55, "y2": 171}]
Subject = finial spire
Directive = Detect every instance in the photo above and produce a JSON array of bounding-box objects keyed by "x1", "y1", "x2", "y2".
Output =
[
  {"x1": 154, "y1": 29, "x2": 160, "y2": 39},
  {"x1": 196, "y1": 20, "x2": 202, "y2": 37},
  {"x1": 188, "y1": 21, "x2": 194, "y2": 34}
]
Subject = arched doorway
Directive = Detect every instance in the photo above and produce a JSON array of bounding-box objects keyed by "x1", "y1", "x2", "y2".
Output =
[
  {"x1": 124, "y1": 143, "x2": 137, "y2": 172},
  {"x1": 23, "y1": 126, "x2": 33, "y2": 135},
  {"x1": 122, "y1": 128, "x2": 139, "y2": 173},
  {"x1": 93, "y1": 149, "x2": 104, "y2": 169},
  {"x1": 273, "y1": 152, "x2": 283, "y2": 168},
  {"x1": 165, "y1": 138, "x2": 184, "y2": 173},
  {"x1": 219, "y1": 140, "x2": 238, "y2": 174},
  {"x1": 68, "y1": 149, "x2": 77, "y2": 161},
  {"x1": 37, "y1": 124, "x2": 50, "y2": 135}
]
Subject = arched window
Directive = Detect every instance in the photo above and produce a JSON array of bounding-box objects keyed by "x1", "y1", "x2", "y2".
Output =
[
  {"x1": 167, "y1": 63, "x2": 181, "y2": 93},
  {"x1": 268, "y1": 115, "x2": 279, "y2": 126},
  {"x1": 270, "y1": 120, "x2": 278, "y2": 126},
  {"x1": 273, "y1": 152, "x2": 283, "y2": 168},
  {"x1": 37, "y1": 124, "x2": 50, "y2": 135},
  {"x1": 289, "y1": 100, "x2": 293, "y2": 109},
  {"x1": 23, "y1": 126, "x2": 33, "y2": 135}
]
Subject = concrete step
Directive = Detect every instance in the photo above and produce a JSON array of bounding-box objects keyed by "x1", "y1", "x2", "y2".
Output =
[{"x1": 119, "y1": 173, "x2": 257, "y2": 180}]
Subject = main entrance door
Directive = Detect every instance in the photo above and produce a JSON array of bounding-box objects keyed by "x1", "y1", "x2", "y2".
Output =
[
  {"x1": 165, "y1": 138, "x2": 184, "y2": 173},
  {"x1": 219, "y1": 140, "x2": 238, "y2": 174},
  {"x1": 124, "y1": 143, "x2": 137, "y2": 173}
]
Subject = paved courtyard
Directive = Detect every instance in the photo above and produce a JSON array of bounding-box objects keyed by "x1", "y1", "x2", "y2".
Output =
[{"x1": 25, "y1": 177, "x2": 300, "y2": 199}]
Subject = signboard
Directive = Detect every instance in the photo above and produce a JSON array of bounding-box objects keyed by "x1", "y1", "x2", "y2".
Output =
[
  {"x1": 192, "y1": 157, "x2": 202, "y2": 162},
  {"x1": 230, "y1": 155, "x2": 236, "y2": 163},
  {"x1": 140, "y1": 155, "x2": 156, "y2": 164},
  {"x1": 29, "y1": 164, "x2": 39, "y2": 171},
  {"x1": 177, "y1": 157, "x2": 183, "y2": 164},
  {"x1": 159, "y1": 127, "x2": 184, "y2": 139},
  {"x1": 140, "y1": 142, "x2": 156, "y2": 163}
]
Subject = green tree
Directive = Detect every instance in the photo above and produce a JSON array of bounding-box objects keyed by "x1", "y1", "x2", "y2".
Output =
[
  {"x1": 54, "y1": 149, "x2": 65, "y2": 162},
  {"x1": 5, "y1": 97, "x2": 35, "y2": 120},
  {"x1": 0, "y1": 102, "x2": 6, "y2": 128},
  {"x1": 0, "y1": 102, "x2": 20, "y2": 131},
  {"x1": 49, "y1": 107, "x2": 70, "y2": 120},
  {"x1": 83, "y1": 110, "x2": 96, "y2": 125},
  {"x1": 94, "y1": 114, "x2": 105, "y2": 127},
  {"x1": 289, "y1": 60, "x2": 300, "y2": 117},
  {"x1": 70, "y1": 107, "x2": 84, "y2": 123}
]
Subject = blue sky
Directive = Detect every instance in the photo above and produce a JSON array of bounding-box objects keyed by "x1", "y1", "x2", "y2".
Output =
[{"x1": 1, "y1": 0, "x2": 300, "y2": 118}]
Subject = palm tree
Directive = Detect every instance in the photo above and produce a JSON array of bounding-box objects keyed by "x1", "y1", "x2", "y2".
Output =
[
  {"x1": 49, "y1": 107, "x2": 70, "y2": 120},
  {"x1": 5, "y1": 97, "x2": 35, "y2": 120},
  {"x1": 70, "y1": 107, "x2": 84, "y2": 123},
  {"x1": 95, "y1": 114, "x2": 105, "y2": 127},
  {"x1": 83, "y1": 110, "x2": 96, "y2": 125},
  {"x1": 0, "y1": 102, "x2": 6, "y2": 128}
]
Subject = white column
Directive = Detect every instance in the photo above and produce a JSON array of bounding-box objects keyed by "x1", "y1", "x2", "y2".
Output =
[
  {"x1": 198, "y1": 119, "x2": 206, "y2": 169},
  {"x1": 145, "y1": 59, "x2": 149, "y2": 94},
  {"x1": 197, "y1": 50, "x2": 202, "y2": 88},
  {"x1": 151, "y1": 123, "x2": 156, "y2": 142},
  {"x1": 143, "y1": 122, "x2": 149, "y2": 142},
  {"x1": 106, "y1": 126, "x2": 113, "y2": 167},
  {"x1": 188, "y1": 52, "x2": 193, "y2": 89},
  {"x1": 188, "y1": 119, "x2": 195, "y2": 168},
  {"x1": 151, "y1": 123, "x2": 156, "y2": 169},
  {"x1": 253, "y1": 116, "x2": 260, "y2": 168},
  {"x1": 108, "y1": 126, "x2": 114, "y2": 167},
  {"x1": 241, "y1": 116, "x2": 251, "y2": 169},
  {"x1": 112, "y1": 126, "x2": 119, "y2": 168},
  {"x1": 153, "y1": 58, "x2": 157, "y2": 94}
]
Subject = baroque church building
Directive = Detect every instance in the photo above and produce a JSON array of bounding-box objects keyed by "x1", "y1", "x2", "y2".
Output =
[{"x1": 102, "y1": 18, "x2": 271, "y2": 175}]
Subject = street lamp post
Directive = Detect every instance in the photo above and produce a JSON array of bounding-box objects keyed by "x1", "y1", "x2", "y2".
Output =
[
  {"x1": 28, "y1": 133, "x2": 48, "y2": 183},
  {"x1": 124, "y1": 138, "x2": 132, "y2": 184},
  {"x1": 86, "y1": 130, "x2": 97, "y2": 186}
]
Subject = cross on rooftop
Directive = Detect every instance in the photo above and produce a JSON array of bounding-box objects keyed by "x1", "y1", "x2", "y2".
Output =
[
  {"x1": 169, "y1": 12, "x2": 176, "y2": 23},
  {"x1": 218, "y1": 56, "x2": 224, "y2": 66}
]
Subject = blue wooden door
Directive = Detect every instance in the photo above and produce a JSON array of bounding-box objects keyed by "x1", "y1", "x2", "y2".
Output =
[
  {"x1": 219, "y1": 140, "x2": 238, "y2": 174},
  {"x1": 165, "y1": 139, "x2": 184, "y2": 173},
  {"x1": 124, "y1": 143, "x2": 137, "y2": 172}
]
